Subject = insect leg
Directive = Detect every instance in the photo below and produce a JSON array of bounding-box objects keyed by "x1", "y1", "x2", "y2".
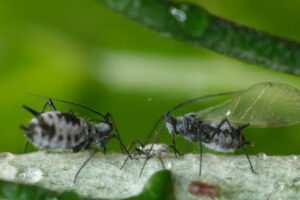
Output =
[
  {"x1": 210, "y1": 118, "x2": 233, "y2": 140},
  {"x1": 40, "y1": 99, "x2": 56, "y2": 113},
  {"x1": 241, "y1": 145, "x2": 256, "y2": 174},
  {"x1": 197, "y1": 125, "x2": 203, "y2": 176},
  {"x1": 105, "y1": 113, "x2": 130, "y2": 157},
  {"x1": 74, "y1": 148, "x2": 98, "y2": 184},
  {"x1": 121, "y1": 139, "x2": 150, "y2": 169},
  {"x1": 143, "y1": 122, "x2": 166, "y2": 172},
  {"x1": 19, "y1": 125, "x2": 30, "y2": 153},
  {"x1": 168, "y1": 144, "x2": 182, "y2": 156},
  {"x1": 158, "y1": 155, "x2": 166, "y2": 169},
  {"x1": 120, "y1": 140, "x2": 138, "y2": 169},
  {"x1": 199, "y1": 141, "x2": 203, "y2": 176},
  {"x1": 103, "y1": 146, "x2": 107, "y2": 155},
  {"x1": 21, "y1": 105, "x2": 40, "y2": 153},
  {"x1": 139, "y1": 155, "x2": 154, "y2": 177},
  {"x1": 120, "y1": 148, "x2": 139, "y2": 169}
]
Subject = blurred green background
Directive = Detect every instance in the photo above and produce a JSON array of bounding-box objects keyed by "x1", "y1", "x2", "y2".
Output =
[{"x1": 0, "y1": 0, "x2": 299, "y2": 156}]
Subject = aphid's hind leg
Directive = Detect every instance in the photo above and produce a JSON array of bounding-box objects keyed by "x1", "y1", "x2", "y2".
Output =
[
  {"x1": 22, "y1": 99, "x2": 56, "y2": 153},
  {"x1": 21, "y1": 105, "x2": 41, "y2": 153},
  {"x1": 237, "y1": 122, "x2": 256, "y2": 174},
  {"x1": 241, "y1": 145, "x2": 256, "y2": 174},
  {"x1": 40, "y1": 99, "x2": 56, "y2": 113}
]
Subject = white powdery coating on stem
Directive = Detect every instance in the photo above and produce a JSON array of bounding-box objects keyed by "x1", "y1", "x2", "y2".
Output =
[{"x1": 0, "y1": 152, "x2": 299, "y2": 200}]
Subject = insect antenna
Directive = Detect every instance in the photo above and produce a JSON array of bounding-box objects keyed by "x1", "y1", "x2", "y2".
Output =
[
  {"x1": 146, "y1": 115, "x2": 164, "y2": 139},
  {"x1": 165, "y1": 91, "x2": 240, "y2": 115},
  {"x1": 26, "y1": 93, "x2": 106, "y2": 118}
]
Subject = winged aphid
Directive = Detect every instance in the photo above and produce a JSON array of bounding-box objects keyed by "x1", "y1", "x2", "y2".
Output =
[{"x1": 145, "y1": 82, "x2": 300, "y2": 175}]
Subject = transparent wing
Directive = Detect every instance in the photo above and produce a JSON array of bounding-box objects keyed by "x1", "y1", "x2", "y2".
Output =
[{"x1": 197, "y1": 82, "x2": 300, "y2": 127}]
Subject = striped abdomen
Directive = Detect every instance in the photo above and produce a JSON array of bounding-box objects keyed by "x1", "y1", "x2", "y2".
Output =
[{"x1": 26, "y1": 111, "x2": 89, "y2": 151}]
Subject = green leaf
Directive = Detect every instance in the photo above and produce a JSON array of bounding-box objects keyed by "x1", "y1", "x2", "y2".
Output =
[{"x1": 97, "y1": 0, "x2": 300, "y2": 76}]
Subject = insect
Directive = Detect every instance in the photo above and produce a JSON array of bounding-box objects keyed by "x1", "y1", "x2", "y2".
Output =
[
  {"x1": 120, "y1": 140, "x2": 170, "y2": 176},
  {"x1": 19, "y1": 95, "x2": 129, "y2": 184},
  {"x1": 146, "y1": 82, "x2": 300, "y2": 175},
  {"x1": 189, "y1": 181, "x2": 221, "y2": 199}
]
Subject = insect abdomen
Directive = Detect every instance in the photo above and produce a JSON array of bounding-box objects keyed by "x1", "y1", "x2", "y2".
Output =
[{"x1": 26, "y1": 111, "x2": 88, "y2": 151}]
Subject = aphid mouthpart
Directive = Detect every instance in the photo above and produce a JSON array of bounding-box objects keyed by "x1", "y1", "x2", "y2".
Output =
[
  {"x1": 146, "y1": 82, "x2": 300, "y2": 176},
  {"x1": 20, "y1": 96, "x2": 130, "y2": 184}
]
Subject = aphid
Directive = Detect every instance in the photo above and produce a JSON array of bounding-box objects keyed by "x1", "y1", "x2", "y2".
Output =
[
  {"x1": 19, "y1": 95, "x2": 129, "y2": 184},
  {"x1": 146, "y1": 82, "x2": 300, "y2": 175},
  {"x1": 121, "y1": 140, "x2": 170, "y2": 176},
  {"x1": 189, "y1": 181, "x2": 221, "y2": 199}
]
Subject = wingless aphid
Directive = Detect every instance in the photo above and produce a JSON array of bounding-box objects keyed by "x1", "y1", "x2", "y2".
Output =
[
  {"x1": 20, "y1": 95, "x2": 129, "y2": 184},
  {"x1": 120, "y1": 140, "x2": 171, "y2": 176},
  {"x1": 146, "y1": 82, "x2": 300, "y2": 175}
]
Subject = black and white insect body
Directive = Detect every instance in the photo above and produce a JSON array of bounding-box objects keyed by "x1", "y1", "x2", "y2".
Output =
[
  {"x1": 20, "y1": 97, "x2": 129, "y2": 184},
  {"x1": 163, "y1": 112, "x2": 252, "y2": 175},
  {"x1": 165, "y1": 113, "x2": 249, "y2": 153},
  {"x1": 24, "y1": 110, "x2": 113, "y2": 151},
  {"x1": 147, "y1": 82, "x2": 300, "y2": 176},
  {"x1": 121, "y1": 140, "x2": 170, "y2": 176}
]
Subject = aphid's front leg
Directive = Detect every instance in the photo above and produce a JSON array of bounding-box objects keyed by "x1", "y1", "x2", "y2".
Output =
[
  {"x1": 105, "y1": 112, "x2": 130, "y2": 157},
  {"x1": 169, "y1": 143, "x2": 182, "y2": 156},
  {"x1": 197, "y1": 125, "x2": 203, "y2": 176}
]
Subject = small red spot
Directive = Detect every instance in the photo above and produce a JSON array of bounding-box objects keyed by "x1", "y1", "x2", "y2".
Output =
[{"x1": 189, "y1": 181, "x2": 221, "y2": 197}]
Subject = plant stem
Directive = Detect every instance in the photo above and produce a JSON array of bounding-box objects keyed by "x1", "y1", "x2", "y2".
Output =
[{"x1": 96, "y1": 0, "x2": 300, "y2": 76}]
